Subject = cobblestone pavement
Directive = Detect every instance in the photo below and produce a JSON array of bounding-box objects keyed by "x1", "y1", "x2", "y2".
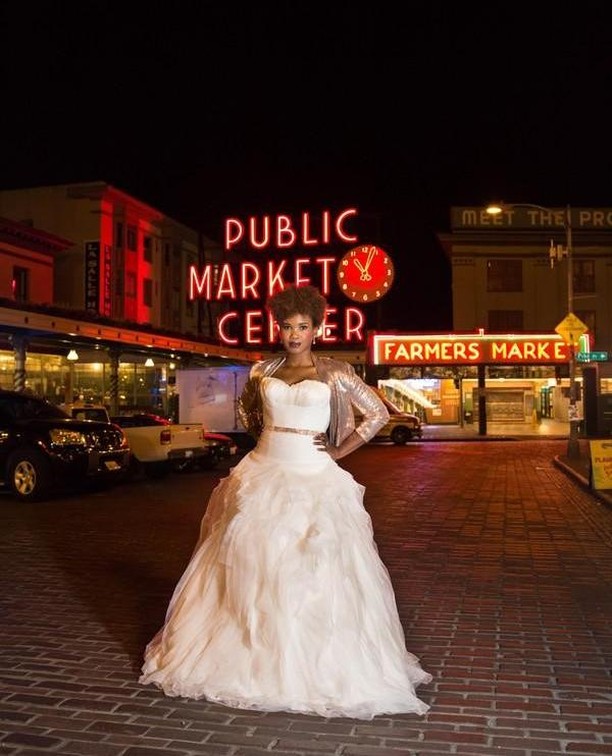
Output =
[{"x1": 1, "y1": 440, "x2": 611, "y2": 756}]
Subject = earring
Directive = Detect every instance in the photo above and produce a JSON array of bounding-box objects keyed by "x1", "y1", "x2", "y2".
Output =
[{"x1": 312, "y1": 335, "x2": 317, "y2": 345}]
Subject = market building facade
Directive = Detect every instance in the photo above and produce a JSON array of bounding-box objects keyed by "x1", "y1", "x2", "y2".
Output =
[
  {"x1": 1, "y1": 191, "x2": 611, "y2": 436},
  {"x1": 369, "y1": 206, "x2": 612, "y2": 436}
]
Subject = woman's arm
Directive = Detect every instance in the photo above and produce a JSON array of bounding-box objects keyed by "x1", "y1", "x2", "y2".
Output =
[
  {"x1": 237, "y1": 368, "x2": 263, "y2": 438},
  {"x1": 346, "y1": 372, "x2": 389, "y2": 443},
  {"x1": 319, "y1": 429, "x2": 369, "y2": 461},
  {"x1": 315, "y1": 367, "x2": 389, "y2": 460}
]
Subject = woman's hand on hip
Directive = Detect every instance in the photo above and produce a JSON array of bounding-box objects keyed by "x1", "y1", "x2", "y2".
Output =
[{"x1": 314, "y1": 433, "x2": 336, "y2": 459}]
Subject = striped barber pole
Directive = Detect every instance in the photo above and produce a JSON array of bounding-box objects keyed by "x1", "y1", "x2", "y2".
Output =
[
  {"x1": 12, "y1": 337, "x2": 28, "y2": 392},
  {"x1": 108, "y1": 349, "x2": 120, "y2": 415}
]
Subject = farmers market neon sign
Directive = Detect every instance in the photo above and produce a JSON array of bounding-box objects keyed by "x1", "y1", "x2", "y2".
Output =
[{"x1": 371, "y1": 333, "x2": 572, "y2": 365}]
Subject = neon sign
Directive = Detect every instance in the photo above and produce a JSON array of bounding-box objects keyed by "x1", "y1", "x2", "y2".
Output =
[
  {"x1": 224, "y1": 209, "x2": 358, "y2": 251},
  {"x1": 189, "y1": 207, "x2": 374, "y2": 346},
  {"x1": 371, "y1": 333, "x2": 572, "y2": 365}
]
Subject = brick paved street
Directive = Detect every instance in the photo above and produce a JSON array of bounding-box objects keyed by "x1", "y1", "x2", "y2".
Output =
[{"x1": 1, "y1": 440, "x2": 612, "y2": 756}]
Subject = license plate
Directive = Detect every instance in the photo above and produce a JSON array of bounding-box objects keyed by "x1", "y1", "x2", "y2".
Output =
[
  {"x1": 104, "y1": 460, "x2": 121, "y2": 471},
  {"x1": 185, "y1": 450, "x2": 193, "y2": 458}
]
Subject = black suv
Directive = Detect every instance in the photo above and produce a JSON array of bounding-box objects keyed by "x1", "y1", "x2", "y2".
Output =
[{"x1": 0, "y1": 390, "x2": 130, "y2": 501}]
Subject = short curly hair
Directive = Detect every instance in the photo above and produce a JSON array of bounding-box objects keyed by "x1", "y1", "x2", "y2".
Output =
[{"x1": 266, "y1": 285, "x2": 327, "y2": 328}]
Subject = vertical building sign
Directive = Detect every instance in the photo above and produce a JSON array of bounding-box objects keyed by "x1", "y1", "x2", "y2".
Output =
[
  {"x1": 84, "y1": 241, "x2": 100, "y2": 313},
  {"x1": 102, "y1": 244, "x2": 112, "y2": 316}
]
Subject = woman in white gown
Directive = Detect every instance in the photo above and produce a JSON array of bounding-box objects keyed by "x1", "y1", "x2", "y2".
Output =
[{"x1": 139, "y1": 284, "x2": 432, "y2": 719}]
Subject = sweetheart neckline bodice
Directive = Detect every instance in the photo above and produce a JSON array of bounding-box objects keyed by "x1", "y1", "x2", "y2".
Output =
[{"x1": 265, "y1": 376, "x2": 327, "y2": 389}]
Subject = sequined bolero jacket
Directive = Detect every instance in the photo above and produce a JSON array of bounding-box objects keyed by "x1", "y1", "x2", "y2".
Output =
[{"x1": 237, "y1": 355, "x2": 389, "y2": 446}]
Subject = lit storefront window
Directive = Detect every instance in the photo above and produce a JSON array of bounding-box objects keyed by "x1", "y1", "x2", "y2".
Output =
[{"x1": 0, "y1": 351, "x2": 170, "y2": 414}]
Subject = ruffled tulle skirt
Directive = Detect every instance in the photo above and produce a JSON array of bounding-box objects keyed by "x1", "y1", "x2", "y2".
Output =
[{"x1": 139, "y1": 435, "x2": 431, "y2": 719}]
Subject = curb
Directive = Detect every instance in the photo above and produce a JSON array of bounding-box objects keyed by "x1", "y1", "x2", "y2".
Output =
[{"x1": 553, "y1": 455, "x2": 612, "y2": 510}]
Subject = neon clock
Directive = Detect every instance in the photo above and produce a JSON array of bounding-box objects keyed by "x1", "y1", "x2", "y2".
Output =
[{"x1": 336, "y1": 244, "x2": 395, "y2": 302}]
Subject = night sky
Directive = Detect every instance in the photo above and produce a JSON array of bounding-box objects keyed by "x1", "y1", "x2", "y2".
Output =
[{"x1": 4, "y1": 3, "x2": 612, "y2": 332}]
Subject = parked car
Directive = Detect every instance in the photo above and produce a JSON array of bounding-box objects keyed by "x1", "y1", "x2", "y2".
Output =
[
  {"x1": 375, "y1": 409, "x2": 423, "y2": 444},
  {"x1": 61, "y1": 403, "x2": 113, "y2": 423},
  {"x1": 106, "y1": 413, "x2": 211, "y2": 476},
  {"x1": 202, "y1": 431, "x2": 238, "y2": 460},
  {"x1": 111, "y1": 412, "x2": 239, "y2": 468},
  {"x1": 0, "y1": 390, "x2": 130, "y2": 501},
  {"x1": 65, "y1": 405, "x2": 238, "y2": 472},
  {"x1": 131, "y1": 416, "x2": 239, "y2": 469},
  {"x1": 374, "y1": 391, "x2": 423, "y2": 444}
]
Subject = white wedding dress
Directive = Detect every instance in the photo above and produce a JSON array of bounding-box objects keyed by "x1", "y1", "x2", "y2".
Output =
[{"x1": 139, "y1": 376, "x2": 432, "y2": 719}]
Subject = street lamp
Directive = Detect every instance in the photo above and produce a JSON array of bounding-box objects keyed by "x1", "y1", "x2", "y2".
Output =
[
  {"x1": 486, "y1": 202, "x2": 580, "y2": 459},
  {"x1": 66, "y1": 349, "x2": 79, "y2": 404}
]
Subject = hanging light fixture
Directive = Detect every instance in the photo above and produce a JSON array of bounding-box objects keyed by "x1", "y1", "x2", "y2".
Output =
[
  {"x1": 144, "y1": 357, "x2": 155, "y2": 367},
  {"x1": 67, "y1": 349, "x2": 79, "y2": 361}
]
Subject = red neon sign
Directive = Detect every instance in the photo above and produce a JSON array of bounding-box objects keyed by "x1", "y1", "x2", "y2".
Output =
[
  {"x1": 189, "y1": 206, "x2": 377, "y2": 346},
  {"x1": 224, "y1": 208, "x2": 358, "y2": 251},
  {"x1": 218, "y1": 306, "x2": 365, "y2": 346},
  {"x1": 371, "y1": 334, "x2": 571, "y2": 365}
]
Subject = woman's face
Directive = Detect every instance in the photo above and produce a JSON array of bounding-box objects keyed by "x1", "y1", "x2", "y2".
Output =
[{"x1": 278, "y1": 313, "x2": 317, "y2": 356}]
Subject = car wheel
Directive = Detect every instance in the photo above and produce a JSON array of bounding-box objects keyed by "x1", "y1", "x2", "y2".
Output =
[
  {"x1": 8, "y1": 449, "x2": 52, "y2": 501},
  {"x1": 390, "y1": 426, "x2": 411, "y2": 445}
]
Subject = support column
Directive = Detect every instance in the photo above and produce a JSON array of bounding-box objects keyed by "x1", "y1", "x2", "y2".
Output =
[
  {"x1": 478, "y1": 364, "x2": 487, "y2": 437},
  {"x1": 67, "y1": 362, "x2": 75, "y2": 404},
  {"x1": 11, "y1": 336, "x2": 28, "y2": 393},
  {"x1": 582, "y1": 365, "x2": 599, "y2": 437},
  {"x1": 108, "y1": 348, "x2": 121, "y2": 416}
]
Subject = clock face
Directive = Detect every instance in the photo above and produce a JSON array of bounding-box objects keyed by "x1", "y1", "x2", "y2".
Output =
[{"x1": 336, "y1": 245, "x2": 395, "y2": 302}]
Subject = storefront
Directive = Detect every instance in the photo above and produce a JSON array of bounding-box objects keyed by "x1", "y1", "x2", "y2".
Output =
[
  {"x1": 370, "y1": 331, "x2": 612, "y2": 435},
  {"x1": 0, "y1": 303, "x2": 261, "y2": 417}
]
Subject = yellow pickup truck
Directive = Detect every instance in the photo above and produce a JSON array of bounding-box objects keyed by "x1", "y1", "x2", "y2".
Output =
[{"x1": 63, "y1": 405, "x2": 215, "y2": 477}]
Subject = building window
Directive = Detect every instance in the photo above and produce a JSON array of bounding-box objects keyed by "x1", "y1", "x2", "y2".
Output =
[
  {"x1": 126, "y1": 272, "x2": 137, "y2": 298},
  {"x1": 576, "y1": 310, "x2": 596, "y2": 340},
  {"x1": 127, "y1": 225, "x2": 137, "y2": 252},
  {"x1": 12, "y1": 266, "x2": 29, "y2": 302},
  {"x1": 486, "y1": 259, "x2": 522, "y2": 292},
  {"x1": 574, "y1": 260, "x2": 595, "y2": 293},
  {"x1": 143, "y1": 278, "x2": 153, "y2": 307},
  {"x1": 488, "y1": 310, "x2": 524, "y2": 332},
  {"x1": 143, "y1": 235, "x2": 153, "y2": 263},
  {"x1": 115, "y1": 221, "x2": 124, "y2": 248}
]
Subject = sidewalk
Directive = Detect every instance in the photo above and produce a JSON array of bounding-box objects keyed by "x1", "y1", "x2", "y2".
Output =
[{"x1": 422, "y1": 417, "x2": 569, "y2": 441}]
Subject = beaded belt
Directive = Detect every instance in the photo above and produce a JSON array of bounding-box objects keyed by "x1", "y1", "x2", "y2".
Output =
[{"x1": 266, "y1": 425, "x2": 320, "y2": 436}]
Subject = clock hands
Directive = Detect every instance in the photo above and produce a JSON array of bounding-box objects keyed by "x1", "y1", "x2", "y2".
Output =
[
  {"x1": 353, "y1": 259, "x2": 369, "y2": 279},
  {"x1": 353, "y1": 248, "x2": 376, "y2": 281},
  {"x1": 364, "y1": 246, "x2": 375, "y2": 274}
]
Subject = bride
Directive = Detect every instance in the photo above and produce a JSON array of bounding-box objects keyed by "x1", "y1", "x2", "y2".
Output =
[{"x1": 139, "y1": 284, "x2": 432, "y2": 719}]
